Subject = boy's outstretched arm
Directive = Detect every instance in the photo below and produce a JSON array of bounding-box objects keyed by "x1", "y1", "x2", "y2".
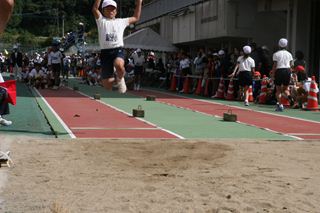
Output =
[
  {"x1": 92, "y1": 0, "x2": 102, "y2": 20},
  {"x1": 0, "y1": 0, "x2": 15, "y2": 34},
  {"x1": 129, "y1": 0, "x2": 143, "y2": 24}
]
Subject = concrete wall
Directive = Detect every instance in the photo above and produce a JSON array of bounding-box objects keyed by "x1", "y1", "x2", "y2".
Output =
[
  {"x1": 140, "y1": 0, "x2": 202, "y2": 24},
  {"x1": 172, "y1": 11, "x2": 196, "y2": 43}
]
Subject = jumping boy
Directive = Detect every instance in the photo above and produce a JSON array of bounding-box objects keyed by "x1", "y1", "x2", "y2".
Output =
[{"x1": 92, "y1": 0, "x2": 143, "y2": 93}]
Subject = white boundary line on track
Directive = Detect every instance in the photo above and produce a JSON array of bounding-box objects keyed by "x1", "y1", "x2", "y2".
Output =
[
  {"x1": 67, "y1": 88, "x2": 185, "y2": 139},
  {"x1": 33, "y1": 88, "x2": 76, "y2": 139},
  {"x1": 70, "y1": 127, "x2": 160, "y2": 130},
  {"x1": 288, "y1": 133, "x2": 320, "y2": 136},
  {"x1": 143, "y1": 89, "x2": 308, "y2": 140}
]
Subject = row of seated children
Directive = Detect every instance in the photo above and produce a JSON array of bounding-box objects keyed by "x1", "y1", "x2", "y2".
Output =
[
  {"x1": 79, "y1": 64, "x2": 102, "y2": 86},
  {"x1": 21, "y1": 59, "x2": 54, "y2": 89},
  {"x1": 253, "y1": 65, "x2": 312, "y2": 108}
]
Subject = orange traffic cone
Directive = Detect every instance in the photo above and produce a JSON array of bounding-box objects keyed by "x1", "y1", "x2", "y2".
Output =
[
  {"x1": 195, "y1": 78, "x2": 202, "y2": 95},
  {"x1": 305, "y1": 76, "x2": 319, "y2": 110},
  {"x1": 280, "y1": 95, "x2": 290, "y2": 107},
  {"x1": 182, "y1": 76, "x2": 190, "y2": 94},
  {"x1": 170, "y1": 75, "x2": 177, "y2": 91},
  {"x1": 225, "y1": 79, "x2": 235, "y2": 100},
  {"x1": 248, "y1": 85, "x2": 254, "y2": 102},
  {"x1": 259, "y1": 75, "x2": 268, "y2": 104},
  {"x1": 212, "y1": 77, "x2": 225, "y2": 99}
]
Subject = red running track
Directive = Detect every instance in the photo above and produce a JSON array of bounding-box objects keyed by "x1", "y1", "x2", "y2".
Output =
[
  {"x1": 37, "y1": 87, "x2": 178, "y2": 139},
  {"x1": 131, "y1": 89, "x2": 320, "y2": 140}
]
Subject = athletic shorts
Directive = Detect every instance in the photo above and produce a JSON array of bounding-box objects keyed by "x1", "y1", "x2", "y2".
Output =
[
  {"x1": 274, "y1": 68, "x2": 291, "y2": 86},
  {"x1": 238, "y1": 71, "x2": 252, "y2": 87},
  {"x1": 100, "y1": 48, "x2": 125, "y2": 79},
  {"x1": 134, "y1": 65, "x2": 144, "y2": 76}
]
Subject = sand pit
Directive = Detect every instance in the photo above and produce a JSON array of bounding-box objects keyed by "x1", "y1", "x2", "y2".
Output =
[{"x1": 0, "y1": 137, "x2": 320, "y2": 212}]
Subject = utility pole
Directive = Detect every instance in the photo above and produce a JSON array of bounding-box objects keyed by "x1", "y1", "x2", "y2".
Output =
[
  {"x1": 62, "y1": 15, "x2": 65, "y2": 37},
  {"x1": 56, "y1": 9, "x2": 60, "y2": 37}
]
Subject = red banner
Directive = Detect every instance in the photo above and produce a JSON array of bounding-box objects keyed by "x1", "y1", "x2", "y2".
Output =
[{"x1": 0, "y1": 80, "x2": 17, "y2": 105}]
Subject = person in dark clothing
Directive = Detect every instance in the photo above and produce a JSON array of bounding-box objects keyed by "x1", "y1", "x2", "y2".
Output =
[
  {"x1": 293, "y1": 50, "x2": 307, "y2": 82},
  {"x1": 0, "y1": 73, "x2": 12, "y2": 126},
  {"x1": 10, "y1": 46, "x2": 23, "y2": 80}
]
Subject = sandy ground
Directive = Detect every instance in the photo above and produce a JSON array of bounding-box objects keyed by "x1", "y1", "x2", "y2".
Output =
[{"x1": 0, "y1": 136, "x2": 320, "y2": 213}]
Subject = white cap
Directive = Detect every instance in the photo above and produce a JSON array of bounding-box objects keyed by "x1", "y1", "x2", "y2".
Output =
[
  {"x1": 34, "y1": 58, "x2": 42, "y2": 64},
  {"x1": 243, "y1": 45, "x2": 252, "y2": 54},
  {"x1": 149, "y1": 51, "x2": 155, "y2": 56},
  {"x1": 13, "y1": 45, "x2": 18, "y2": 49},
  {"x1": 136, "y1": 48, "x2": 141, "y2": 53},
  {"x1": 102, "y1": 0, "x2": 117, "y2": 9},
  {"x1": 218, "y1": 50, "x2": 225, "y2": 55},
  {"x1": 278, "y1": 38, "x2": 288, "y2": 48}
]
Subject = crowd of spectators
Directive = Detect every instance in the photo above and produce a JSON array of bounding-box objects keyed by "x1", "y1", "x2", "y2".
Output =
[{"x1": 0, "y1": 39, "x2": 314, "y2": 109}]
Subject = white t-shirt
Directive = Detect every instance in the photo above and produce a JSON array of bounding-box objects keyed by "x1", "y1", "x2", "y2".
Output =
[
  {"x1": 29, "y1": 68, "x2": 46, "y2": 78},
  {"x1": 48, "y1": 51, "x2": 63, "y2": 65},
  {"x1": 0, "y1": 73, "x2": 4, "y2": 83},
  {"x1": 237, "y1": 56, "x2": 255, "y2": 72},
  {"x1": 273, "y1": 50, "x2": 293, "y2": 69},
  {"x1": 96, "y1": 14, "x2": 129, "y2": 49},
  {"x1": 132, "y1": 54, "x2": 145, "y2": 66},
  {"x1": 180, "y1": 58, "x2": 190, "y2": 70}
]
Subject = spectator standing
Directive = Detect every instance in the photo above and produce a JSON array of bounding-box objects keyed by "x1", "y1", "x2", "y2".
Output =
[
  {"x1": 193, "y1": 48, "x2": 206, "y2": 76},
  {"x1": 259, "y1": 46, "x2": 273, "y2": 77},
  {"x1": 0, "y1": 53, "x2": 5, "y2": 73},
  {"x1": 293, "y1": 50, "x2": 307, "y2": 82},
  {"x1": 272, "y1": 38, "x2": 294, "y2": 111},
  {"x1": 178, "y1": 52, "x2": 191, "y2": 93},
  {"x1": 48, "y1": 42, "x2": 63, "y2": 90},
  {"x1": 131, "y1": 49, "x2": 145, "y2": 91},
  {"x1": 10, "y1": 45, "x2": 23, "y2": 80},
  {"x1": 229, "y1": 46, "x2": 255, "y2": 106},
  {"x1": 92, "y1": 0, "x2": 143, "y2": 93},
  {"x1": 62, "y1": 56, "x2": 71, "y2": 81}
]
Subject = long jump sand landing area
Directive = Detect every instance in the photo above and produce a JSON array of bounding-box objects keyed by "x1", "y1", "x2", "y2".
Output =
[
  {"x1": 130, "y1": 89, "x2": 320, "y2": 140},
  {"x1": 36, "y1": 87, "x2": 179, "y2": 139},
  {"x1": 1, "y1": 138, "x2": 320, "y2": 213}
]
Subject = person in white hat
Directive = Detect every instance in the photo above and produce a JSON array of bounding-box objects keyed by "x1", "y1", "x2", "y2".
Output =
[
  {"x1": 272, "y1": 38, "x2": 293, "y2": 111},
  {"x1": 0, "y1": 0, "x2": 14, "y2": 34},
  {"x1": 92, "y1": 0, "x2": 143, "y2": 93},
  {"x1": 229, "y1": 45, "x2": 255, "y2": 106},
  {"x1": 131, "y1": 48, "x2": 145, "y2": 90}
]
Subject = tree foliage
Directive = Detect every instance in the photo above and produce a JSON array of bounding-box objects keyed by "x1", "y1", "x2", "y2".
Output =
[{"x1": 3, "y1": 0, "x2": 137, "y2": 47}]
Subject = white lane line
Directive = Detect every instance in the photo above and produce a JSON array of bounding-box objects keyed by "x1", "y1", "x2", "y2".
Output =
[
  {"x1": 33, "y1": 88, "x2": 76, "y2": 139},
  {"x1": 67, "y1": 87, "x2": 185, "y2": 139},
  {"x1": 71, "y1": 127, "x2": 160, "y2": 130},
  {"x1": 289, "y1": 133, "x2": 320, "y2": 136}
]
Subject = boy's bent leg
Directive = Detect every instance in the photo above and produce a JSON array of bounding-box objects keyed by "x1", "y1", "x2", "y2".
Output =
[
  {"x1": 114, "y1": 58, "x2": 127, "y2": 93},
  {"x1": 114, "y1": 58, "x2": 125, "y2": 79},
  {"x1": 102, "y1": 78, "x2": 114, "y2": 90}
]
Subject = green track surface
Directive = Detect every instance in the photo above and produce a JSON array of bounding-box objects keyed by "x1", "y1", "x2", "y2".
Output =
[
  {"x1": 70, "y1": 79, "x2": 293, "y2": 140},
  {"x1": 0, "y1": 80, "x2": 54, "y2": 138},
  {"x1": 187, "y1": 94, "x2": 320, "y2": 123}
]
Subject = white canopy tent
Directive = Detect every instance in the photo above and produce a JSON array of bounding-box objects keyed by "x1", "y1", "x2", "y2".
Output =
[{"x1": 124, "y1": 28, "x2": 178, "y2": 52}]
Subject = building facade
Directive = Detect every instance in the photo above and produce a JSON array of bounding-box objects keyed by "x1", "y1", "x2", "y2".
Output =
[{"x1": 137, "y1": 0, "x2": 320, "y2": 79}]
